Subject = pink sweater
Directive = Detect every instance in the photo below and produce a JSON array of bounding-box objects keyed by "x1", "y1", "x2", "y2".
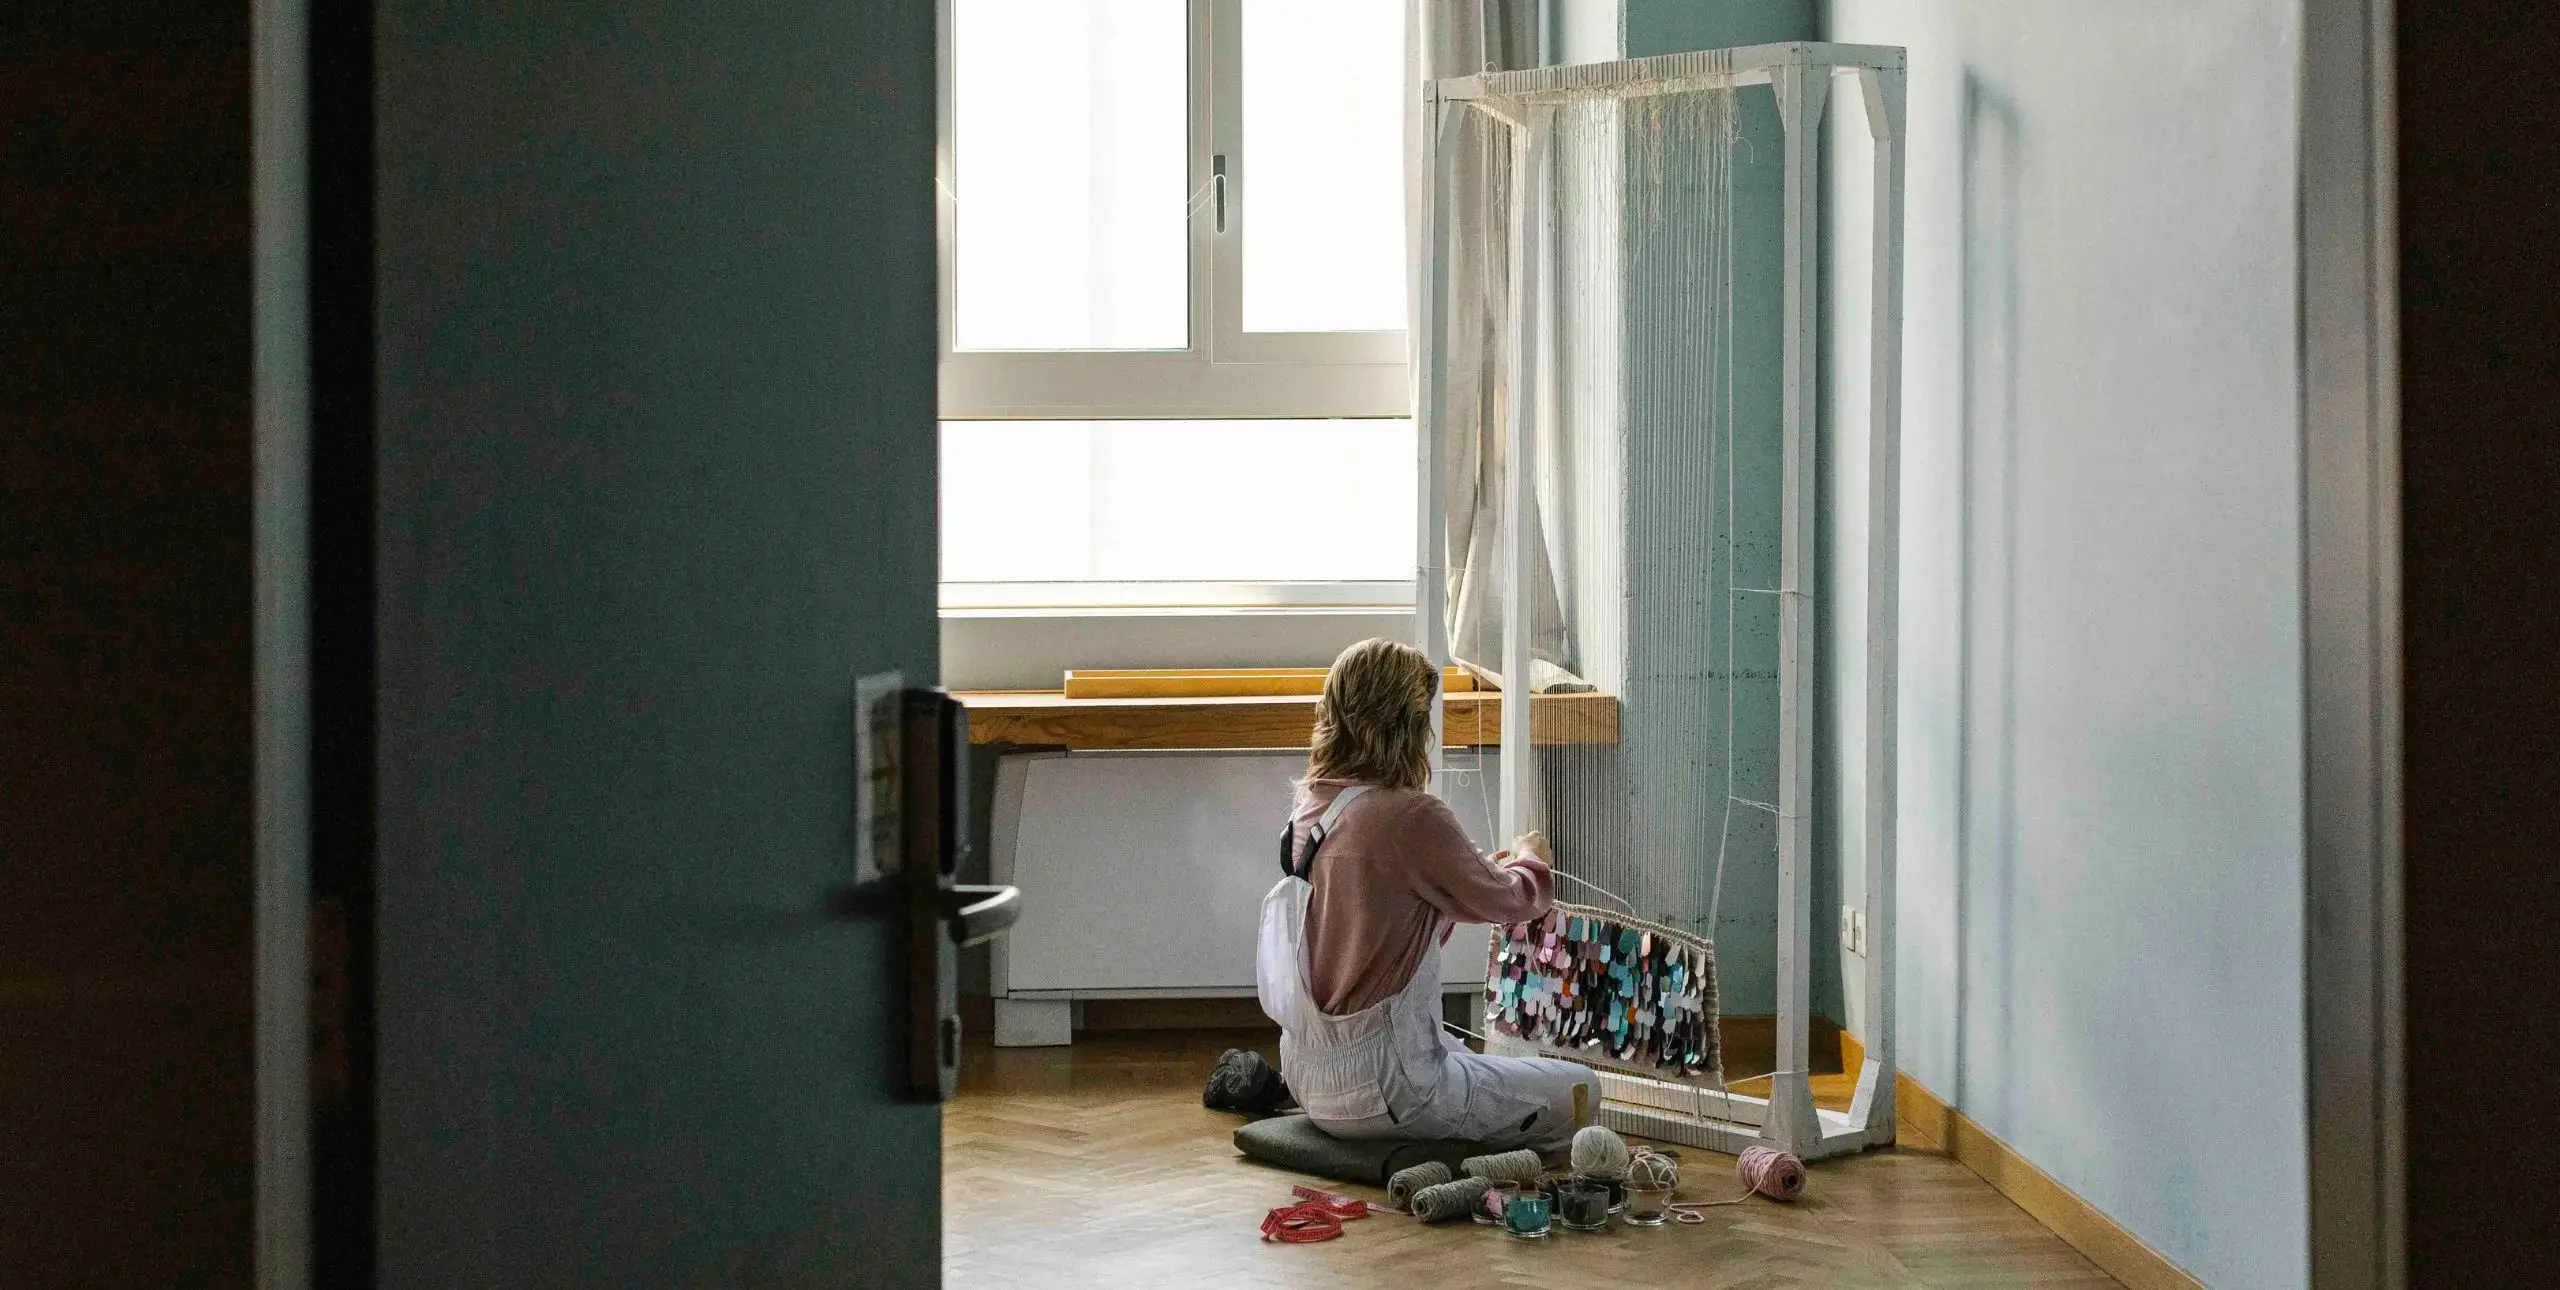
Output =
[{"x1": 1290, "y1": 779, "x2": 1556, "y2": 1015}]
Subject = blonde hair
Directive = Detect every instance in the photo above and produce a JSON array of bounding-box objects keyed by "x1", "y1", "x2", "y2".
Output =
[{"x1": 1305, "y1": 637, "x2": 1437, "y2": 792}]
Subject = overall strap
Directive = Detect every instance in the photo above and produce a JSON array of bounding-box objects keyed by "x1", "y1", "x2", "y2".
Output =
[{"x1": 1277, "y1": 785, "x2": 1375, "y2": 879}]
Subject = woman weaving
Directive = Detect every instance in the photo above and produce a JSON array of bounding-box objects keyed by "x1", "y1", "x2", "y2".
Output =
[{"x1": 1255, "y1": 637, "x2": 1602, "y2": 1150}]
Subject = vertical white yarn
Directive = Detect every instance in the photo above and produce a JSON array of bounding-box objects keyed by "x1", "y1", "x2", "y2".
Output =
[{"x1": 1458, "y1": 71, "x2": 1753, "y2": 955}]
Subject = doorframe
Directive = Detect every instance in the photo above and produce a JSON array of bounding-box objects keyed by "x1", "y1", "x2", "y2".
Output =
[
  {"x1": 257, "y1": 0, "x2": 380, "y2": 1283},
  {"x1": 2299, "y1": 0, "x2": 2404, "y2": 1285},
  {"x1": 253, "y1": 0, "x2": 314, "y2": 1285}
]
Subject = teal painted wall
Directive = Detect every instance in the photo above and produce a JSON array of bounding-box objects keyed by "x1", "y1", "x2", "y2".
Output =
[
  {"x1": 1617, "y1": 0, "x2": 1833, "y2": 1025},
  {"x1": 371, "y1": 1, "x2": 944, "y2": 1283}
]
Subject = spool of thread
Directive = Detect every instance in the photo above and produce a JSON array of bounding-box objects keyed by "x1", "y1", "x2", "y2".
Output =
[
  {"x1": 1737, "y1": 1145, "x2": 1806, "y2": 1201},
  {"x1": 1387, "y1": 1161, "x2": 1453, "y2": 1211},
  {"x1": 1569, "y1": 1125, "x2": 1631, "y2": 1178},
  {"x1": 1408, "y1": 1176, "x2": 1493, "y2": 1223},
  {"x1": 1460, "y1": 1148, "x2": 1545, "y2": 1185},
  {"x1": 1628, "y1": 1148, "x2": 1680, "y2": 1190}
]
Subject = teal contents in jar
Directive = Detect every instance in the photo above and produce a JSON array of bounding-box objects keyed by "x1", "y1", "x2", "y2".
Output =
[{"x1": 1504, "y1": 1192, "x2": 1552, "y2": 1238}]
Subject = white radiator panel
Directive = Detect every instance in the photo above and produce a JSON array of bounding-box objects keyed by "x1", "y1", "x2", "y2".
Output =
[{"x1": 999, "y1": 750, "x2": 1500, "y2": 995}]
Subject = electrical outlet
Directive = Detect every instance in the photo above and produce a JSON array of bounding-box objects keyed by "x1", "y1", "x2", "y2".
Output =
[{"x1": 1839, "y1": 905, "x2": 1857, "y2": 954}]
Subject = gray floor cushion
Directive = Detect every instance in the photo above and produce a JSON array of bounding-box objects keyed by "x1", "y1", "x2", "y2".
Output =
[{"x1": 1231, "y1": 1112, "x2": 1488, "y2": 1187}]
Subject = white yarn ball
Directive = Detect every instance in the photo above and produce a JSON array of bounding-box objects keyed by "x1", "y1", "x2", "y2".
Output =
[
  {"x1": 1570, "y1": 1125, "x2": 1632, "y2": 1177},
  {"x1": 1629, "y1": 1149, "x2": 1680, "y2": 1189}
]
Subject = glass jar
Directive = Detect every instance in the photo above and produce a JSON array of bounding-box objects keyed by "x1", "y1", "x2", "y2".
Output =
[
  {"x1": 1503, "y1": 1191, "x2": 1553, "y2": 1239},
  {"x1": 1554, "y1": 1178, "x2": 1612, "y2": 1232},
  {"x1": 1623, "y1": 1182, "x2": 1674, "y2": 1227}
]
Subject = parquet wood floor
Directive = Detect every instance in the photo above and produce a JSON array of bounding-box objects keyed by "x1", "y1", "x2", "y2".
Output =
[{"x1": 945, "y1": 1029, "x2": 2119, "y2": 1289}]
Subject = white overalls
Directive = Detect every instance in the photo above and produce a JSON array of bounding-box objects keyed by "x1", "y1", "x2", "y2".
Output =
[{"x1": 1256, "y1": 785, "x2": 1601, "y2": 1151}]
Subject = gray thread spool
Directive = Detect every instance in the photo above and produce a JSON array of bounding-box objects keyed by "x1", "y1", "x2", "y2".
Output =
[
  {"x1": 1388, "y1": 1160, "x2": 1453, "y2": 1211},
  {"x1": 1460, "y1": 1148, "x2": 1545, "y2": 1185},
  {"x1": 1409, "y1": 1176, "x2": 1493, "y2": 1223}
]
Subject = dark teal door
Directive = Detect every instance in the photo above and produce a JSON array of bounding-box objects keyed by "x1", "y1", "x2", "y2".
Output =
[{"x1": 370, "y1": 2, "x2": 941, "y2": 1284}]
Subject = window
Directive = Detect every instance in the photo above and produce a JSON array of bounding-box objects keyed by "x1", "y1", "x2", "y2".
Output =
[
  {"x1": 938, "y1": 0, "x2": 1415, "y2": 609},
  {"x1": 939, "y1": 0, "x2": 1410, "y2": 419},
  {"x1": 940, "y1": 418, "x2": 1414, "y2": 608}
]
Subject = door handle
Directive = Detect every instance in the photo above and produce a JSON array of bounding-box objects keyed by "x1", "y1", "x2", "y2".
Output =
[
  {"x1": 849, "y1": 682, "x2": 1026, "y2": 1102},
  {"x1": 942, "y1": 884, "x2": 1020, "y2": 948}
]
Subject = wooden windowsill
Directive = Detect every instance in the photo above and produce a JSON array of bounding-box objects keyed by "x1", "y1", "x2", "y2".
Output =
[{"x1": 955, "y1": 689, "x2": 1619, "y2": 751}]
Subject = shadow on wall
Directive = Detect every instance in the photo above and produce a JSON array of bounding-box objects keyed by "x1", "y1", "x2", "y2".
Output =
[{"x1": 1953, "y1": 69, "x2": 2021, "y2": 1120}]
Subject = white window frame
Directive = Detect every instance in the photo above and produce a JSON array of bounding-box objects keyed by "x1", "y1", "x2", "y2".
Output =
[
  {"x1": 935, "y1": 0, "x2": 1412, "y2": 421},
  {"x1": 940, "y1": 579, "x2": 1412, "y2": 613}
]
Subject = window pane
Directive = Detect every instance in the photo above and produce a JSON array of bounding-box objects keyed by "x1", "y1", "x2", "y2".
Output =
[
  {"x1": 953, "y1": 0, "x2": 1188, "y2": 351},
  {"x1": 941, "y1": 420, "x2": 1415, "y2": 583},
  {"x1": 1240, "y1": 0, "x2": 1408, "y2": 334}
]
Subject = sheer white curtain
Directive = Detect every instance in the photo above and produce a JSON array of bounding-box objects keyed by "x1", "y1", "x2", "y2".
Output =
[{"x1": 1408, "y1": 0, "x2": 1577, "y2": 687}]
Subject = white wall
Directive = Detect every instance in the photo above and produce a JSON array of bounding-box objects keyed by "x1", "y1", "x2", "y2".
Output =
[
  {"x1": 1825, "y1": 4, "x2": 2307, "y2": 1285},
  {"x1": 998, "y1": 750, "x2": 1502, "y2": 997}
]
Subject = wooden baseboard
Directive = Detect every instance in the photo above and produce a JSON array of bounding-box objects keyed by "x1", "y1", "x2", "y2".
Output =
[
  {"x1": 1074, "y1": 996, "x2": 1272, "y2": 1032},
  {"x1": 1853, "y1": 1035, "x2": 2204, "y2": 1290},
  {"x1": 1704, "y1": 1013, "x2": 1847, "y2": 1075}
]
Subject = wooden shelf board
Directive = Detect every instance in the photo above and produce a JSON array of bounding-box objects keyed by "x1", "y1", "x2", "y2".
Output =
[
  {"x1": 956, "y1": 689, "x2": 1618, "y2": 751},
  {"x1": 1060, "y1": 666, "x2": 1478, "y2": 700}
]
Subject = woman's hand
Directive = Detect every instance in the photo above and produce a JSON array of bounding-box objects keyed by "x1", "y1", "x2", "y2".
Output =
[{"x1": 1508, "y1": 831, "x2": 1552, "y2": 865}]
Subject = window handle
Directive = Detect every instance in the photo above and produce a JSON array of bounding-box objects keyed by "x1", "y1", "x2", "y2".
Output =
[{"x1": 1213, "y1": 153, "x2": 1228, "y2": 233}]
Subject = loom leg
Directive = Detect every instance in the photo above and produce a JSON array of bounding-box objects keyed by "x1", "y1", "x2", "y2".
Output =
[
  {"x1": 993, "y1": 997, "x2": 1071, "y2": 1048},
  {"x1": 1763, "y1": 1069, "x2": 1824, "y2": 1155}
]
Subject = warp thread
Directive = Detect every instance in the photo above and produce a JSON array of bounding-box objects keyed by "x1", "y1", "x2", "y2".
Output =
[
  {"x1": 1628, "y1": 1147, "x2": 1680, "y2": 1190},
  {"x1": 1387, "y1": 1161, "x2": 1453, "y2": 1211},
  {"x1": 1459, "y1": 1148, "x2": 1545, "y2": 1185},
  {"x1": 1408, "y1": 1176, "x2": 1493, "y2": 1223},
  {"x1": 1569, "y1": 1125, "x2": 1631, "y2": 1178}
]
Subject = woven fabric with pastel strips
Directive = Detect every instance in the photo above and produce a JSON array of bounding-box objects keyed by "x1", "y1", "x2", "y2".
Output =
[{"x1": 1483, "y1": 900, "x2": 1722, "y2": 1080}]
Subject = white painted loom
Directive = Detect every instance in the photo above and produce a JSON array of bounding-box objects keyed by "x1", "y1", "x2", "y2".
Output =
[{"x1": 1416, "y1": 42, "x2": 1907, "y2": 1161}]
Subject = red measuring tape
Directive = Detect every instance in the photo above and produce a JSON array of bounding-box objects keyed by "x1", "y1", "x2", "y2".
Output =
[{"x1": 1260, "y1": 1186, "x2": 1382, "y2": 1243}]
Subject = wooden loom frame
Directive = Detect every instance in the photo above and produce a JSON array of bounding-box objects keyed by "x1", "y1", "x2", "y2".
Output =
[{"x1": 1416, "y1": 42, "x2": 1907, "y2": 1161}]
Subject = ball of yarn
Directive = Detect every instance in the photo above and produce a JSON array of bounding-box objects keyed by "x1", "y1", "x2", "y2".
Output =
[
  {"x1": 1408, "y1": 1176, "x2": 1493, "y2": 1223},
  {"x1": 1569, "y1": 1125, "x2": 1631, "y2": 1178},
  {"x1": 1387, "y1": 1160, "x2": 1453, "y2": 1211},
  {"x1": 1628, "y1": 1148, "x2": 1680, "y2": 1190},
  {"x1": 1737, "y1": 1145, "x2": 1806, "y2": 1201},
  {"x1": 1459, "y1": 1148, "x2": 1545, "y2": 1185}
]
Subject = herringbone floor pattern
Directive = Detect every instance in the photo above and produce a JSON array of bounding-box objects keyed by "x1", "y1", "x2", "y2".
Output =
[{"x1": 945, "y1": 1029, "x2": 2118, "y2": 1289}]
